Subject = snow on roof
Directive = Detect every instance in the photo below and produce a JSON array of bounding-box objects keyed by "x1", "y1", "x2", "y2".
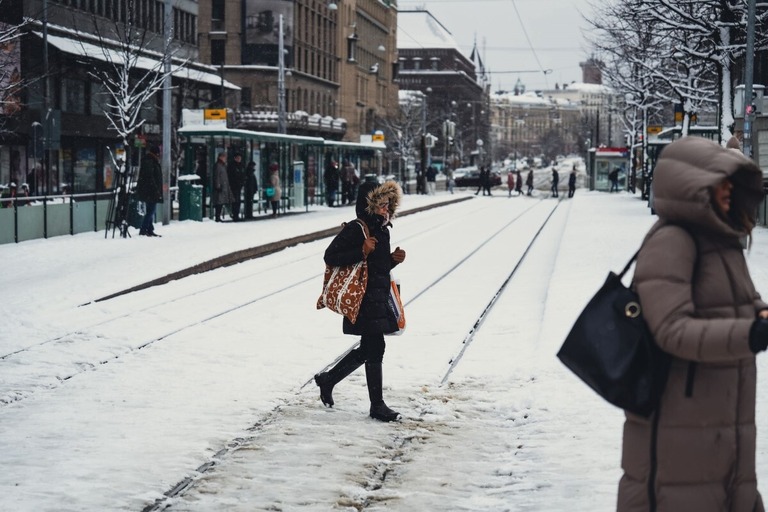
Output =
[
  {"x1": 492, "y1": 91, "x2": 552, "y2": 106},
  {"x1": 397, "y1": 10, "x2": 459, "y2": 51},
  {"x1": 563, "y1": 82, "x2": 613, "y2": 94}
]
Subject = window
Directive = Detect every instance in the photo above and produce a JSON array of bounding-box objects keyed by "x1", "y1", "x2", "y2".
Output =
[
  {"x1": 241, "y1": 87, "x2": 252, "y2": 109},
  {"x1": 211, "y1": 39, "x2": 225, "y2": 66},
  {"x1": 211, "y1": 0, "x2": 225, "y2": 22},
  {"x1": 347, "y1": 34, "x2": 358, "y2": 62},
  {"x1": 90, "y1": 81, "x2": 109, "y2": 115},
  {"x1": 62, "y1": 79, "x2": 86, "y2": 114}
]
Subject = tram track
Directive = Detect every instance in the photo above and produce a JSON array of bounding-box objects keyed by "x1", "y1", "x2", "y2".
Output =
[
  {"x1": 145, "y1": 196, "x2": 566, "y2": 511},
  {"x1": 0, "y1": 198, "x2": 523, "y2": 407}
]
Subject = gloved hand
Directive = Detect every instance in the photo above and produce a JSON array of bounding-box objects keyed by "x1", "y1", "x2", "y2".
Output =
[
  {"x1": 749, "y1": 318, "x2": 768, "y2": 353},
  {"x1": 362, "y1": 237, "x2": 377, "y2": 257},
  {"x1": 391, "y1": 246, "x2": 406, "y2": 263}
]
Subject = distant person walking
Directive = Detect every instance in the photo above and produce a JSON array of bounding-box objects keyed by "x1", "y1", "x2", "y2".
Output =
[
  {"x1": 445, "y1": 167, "x2": 455, "y2": 194},
  {"x1": 475, "y1": 167, "x2": 485, "y2": 195},
  {"x1": 568, "y1": 166, "x2": 577, "y2": 198},
  {"x1": 426, "y1": 164, "x2": 437, "y2": 195},
  {"x1": 515, "y1": 170, "x2": 523, "y2": 196},
  {"x1": 550, "y1": 167, "x2": 559, "y2": 198},
  {"x1": 507, "y1": 170, "x2": 515, "y2": 197},
  {"x1": 526, "y1": 169, "x2": 534, "y2": 196}
]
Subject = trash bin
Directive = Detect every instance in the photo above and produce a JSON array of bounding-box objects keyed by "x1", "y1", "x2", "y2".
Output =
[{"x1": 178, "y1": 174, "x2": 203, "y2": 221}]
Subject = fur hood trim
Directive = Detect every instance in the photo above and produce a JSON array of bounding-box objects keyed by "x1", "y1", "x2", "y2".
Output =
[{"x1": 365, "y1": 181, "x2": 402, "y2": 218}]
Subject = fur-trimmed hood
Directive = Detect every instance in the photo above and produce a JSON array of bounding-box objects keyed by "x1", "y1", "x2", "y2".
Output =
[{"x1": 355, "y1": 181, "x2": 402, "y2": 220}]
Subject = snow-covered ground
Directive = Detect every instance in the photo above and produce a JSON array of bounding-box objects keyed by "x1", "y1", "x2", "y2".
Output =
[{"x1": 4, "y1": 184, "x2": 768, "y2": 511}]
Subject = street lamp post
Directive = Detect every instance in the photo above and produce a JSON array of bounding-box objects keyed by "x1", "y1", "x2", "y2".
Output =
[
  {"x1": 477, "y1": 139, "x2": 484, "y2": 167},
  {"x1": 277, "y1": 14, "x2": 287, "y2": 134}
]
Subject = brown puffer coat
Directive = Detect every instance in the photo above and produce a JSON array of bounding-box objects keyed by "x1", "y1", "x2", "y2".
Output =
[{"x1": 618, "y1": 137, "x2": 767, "y2": 512}]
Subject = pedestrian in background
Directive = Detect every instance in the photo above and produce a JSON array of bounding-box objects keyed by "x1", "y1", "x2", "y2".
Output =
[
  {"x1": 526, "y1": 169, "x2": 534, "y2": 196},
  {"x1": 343, "y1": 159, "x2": 359, "y2": 205},
  {"x1": 268, "y1": 163, "x2": 282, "y2": 218},
  {"x1": 212, "y1": 151, "x2": 234, "y2": 223},
  {"x1": 507, "y1": 170, "x2": 515, "y2": 197},
  {"x1": 515, "y1": 170, "x2": 523, "y2": 196},
  {"x1": 609, "y1": 168, "x2": 620, "y2": 192},
  {"x1": 136, "y1": 145, "x2": 163, "y2": 237},
  {"x1": 483, "y1": 166, "x2": 493, "y2": 196},
  {"x1": 618, "y1": 136, "x2": 768, "y2": 512},
  {"x1": 227, "y1": 152, "x2": 245, "y2": 221},
  {"x1": 244, "y1": 159, "x2": 258, "y2": 219},
  {"x1": 445, "y1": 167, "x2": 455, "y2": 194},
  {"x1": 314, "y1": 181, "x2": 406, "y2": 422},
  {"x1": 568, "y1": 166, "x2": 577, "y2": 198},
  {"x1": 426, "y1": 164, "x2": 437, "y2": 195},
  {"x1": 325, "y1": 160, "x2": 340, "y2": 207},
  {"x1": 550, "y1": 166, "x2": 559, "y2": 198}
]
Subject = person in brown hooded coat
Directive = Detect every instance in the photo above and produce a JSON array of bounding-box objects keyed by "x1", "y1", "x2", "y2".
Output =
[{"x1": 618, "y1": 136, "x2": 768, "y2": 512}]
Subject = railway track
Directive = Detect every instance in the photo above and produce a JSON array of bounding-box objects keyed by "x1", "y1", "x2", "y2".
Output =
[{"x1": 142, "y1": 197, "x2": 567, "y2": 511}]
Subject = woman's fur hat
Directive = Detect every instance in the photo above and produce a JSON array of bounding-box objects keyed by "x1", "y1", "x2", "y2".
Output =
[{"x1": 356, "y1": 181, "x2": 402, "y2": 219}]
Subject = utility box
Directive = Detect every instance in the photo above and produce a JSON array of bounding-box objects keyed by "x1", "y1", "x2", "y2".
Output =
[{"x1": 178, "y1": 174, "x2": 203, "y2": 221}]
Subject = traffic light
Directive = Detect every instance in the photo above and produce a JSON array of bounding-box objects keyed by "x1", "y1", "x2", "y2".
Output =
[{"x1": 448, "y1": 136, "x2": 454, "y2": 146}]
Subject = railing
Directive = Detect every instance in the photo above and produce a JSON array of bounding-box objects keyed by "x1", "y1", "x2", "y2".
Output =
[{"x1": 0, "y1": 192, "x2": 113, "y2": 244}]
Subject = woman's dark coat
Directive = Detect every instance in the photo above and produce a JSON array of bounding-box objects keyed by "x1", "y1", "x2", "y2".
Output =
[
  {"x1": 618, "y1": 137, "x2": 767, "y2": 512},
  {"x1": 135, "y1": 152, "x2": 163, "y2": 203},
  {"x1": 323, "y1": 181, "x2": 402, "y2": 336}
]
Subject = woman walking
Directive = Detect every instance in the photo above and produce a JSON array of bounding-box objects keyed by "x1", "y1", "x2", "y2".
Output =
[
  {"x1": 618, "y1": 136, "x2": 768, "y2": 512},
  {"x1": 314, "y1": 181, "x2": 407, "y2": 422}
]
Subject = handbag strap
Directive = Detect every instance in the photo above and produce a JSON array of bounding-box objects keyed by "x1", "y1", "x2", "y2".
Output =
[
  {"x1": 355, "y1": 219, "x2": 371, "y2": 260},
  {"x1": 356, "y1": 218, "x2": 369, "y2": 238},
  {"x1": 618, "y1": 250, "x2": 640, "y2": 280}
]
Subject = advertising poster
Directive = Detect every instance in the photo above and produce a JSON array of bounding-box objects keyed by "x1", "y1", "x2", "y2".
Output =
[{"x1": 242, "y1": 0, "x2": 294, "y2": 66}]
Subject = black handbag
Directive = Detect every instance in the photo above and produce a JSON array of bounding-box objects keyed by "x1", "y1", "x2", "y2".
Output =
[{"x1": 557, "y1": 251, "x2": 671, "y2": 417}]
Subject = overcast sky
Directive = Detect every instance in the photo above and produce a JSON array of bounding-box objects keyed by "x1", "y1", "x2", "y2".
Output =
[{"x1": 397, "y1": 0, "x2": 597, "y2": 92}]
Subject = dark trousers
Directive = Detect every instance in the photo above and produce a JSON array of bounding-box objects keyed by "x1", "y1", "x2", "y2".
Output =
[{"x1": 140, "y1": 201, "x2": 156, "y2": 233}]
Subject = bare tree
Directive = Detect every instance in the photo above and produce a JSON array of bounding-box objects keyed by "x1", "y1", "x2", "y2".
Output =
[
  {"x1": 587, "y1": 0, "x2": 768, "y2": 142},
  {"x1": 72, "y1": 0, "x2": 186, "y2": 236},
  {"x1": 378, "y1": 92, "x2": 426, "y2": 187},
  {"x1": 76, "y1": 0, "x2": 182, "y2": 169},
  {"x1": 0, "y1": 15, "x2": 29, "y2": 132}
]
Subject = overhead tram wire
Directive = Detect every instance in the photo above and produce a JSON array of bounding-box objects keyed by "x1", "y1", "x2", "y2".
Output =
[{"x1": 508, "y1": 0, "x2": 552, "y2": 88}]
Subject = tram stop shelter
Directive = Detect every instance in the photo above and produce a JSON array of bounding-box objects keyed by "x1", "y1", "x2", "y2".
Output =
[
  {"x1": 178, "y1": 110, "x2": 390, "y2": 217},
  {"x1": 586, "y1": 147, "x2": 630, "y2": 192}
]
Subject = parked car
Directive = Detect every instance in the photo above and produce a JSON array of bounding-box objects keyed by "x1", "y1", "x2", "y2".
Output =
[{"x1": 454, "y1": 169, "x2": 502, "y2": 188}]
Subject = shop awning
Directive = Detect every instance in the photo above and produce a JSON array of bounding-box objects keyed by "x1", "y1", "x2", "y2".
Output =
[{"x1": 33, "y1": 32, "x2": 240, "y2": 90}]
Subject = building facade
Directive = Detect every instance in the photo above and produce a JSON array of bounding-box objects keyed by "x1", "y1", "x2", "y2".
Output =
[
  {"x1": 196, "y1": 0, "x2": 398, "y2": 142},
  {"x1": 396, "y1": 9, "x2": 489, "y2": 170},
  {"x1": 0, "y1": 0, "x2": 231, "y2": 195}
]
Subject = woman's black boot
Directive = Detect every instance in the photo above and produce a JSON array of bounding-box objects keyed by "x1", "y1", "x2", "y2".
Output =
[
  {"x1": 314, "y1": 350, "x2": 364, "y2": 408},
  {"x1": 365, "y1": 362, "x2": 400, "y2": 422}
]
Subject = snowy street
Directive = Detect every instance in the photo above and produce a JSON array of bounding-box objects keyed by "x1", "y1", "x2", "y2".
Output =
[{"x1": 4, "y1": 188, "x2": 768, "y2": 511}]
